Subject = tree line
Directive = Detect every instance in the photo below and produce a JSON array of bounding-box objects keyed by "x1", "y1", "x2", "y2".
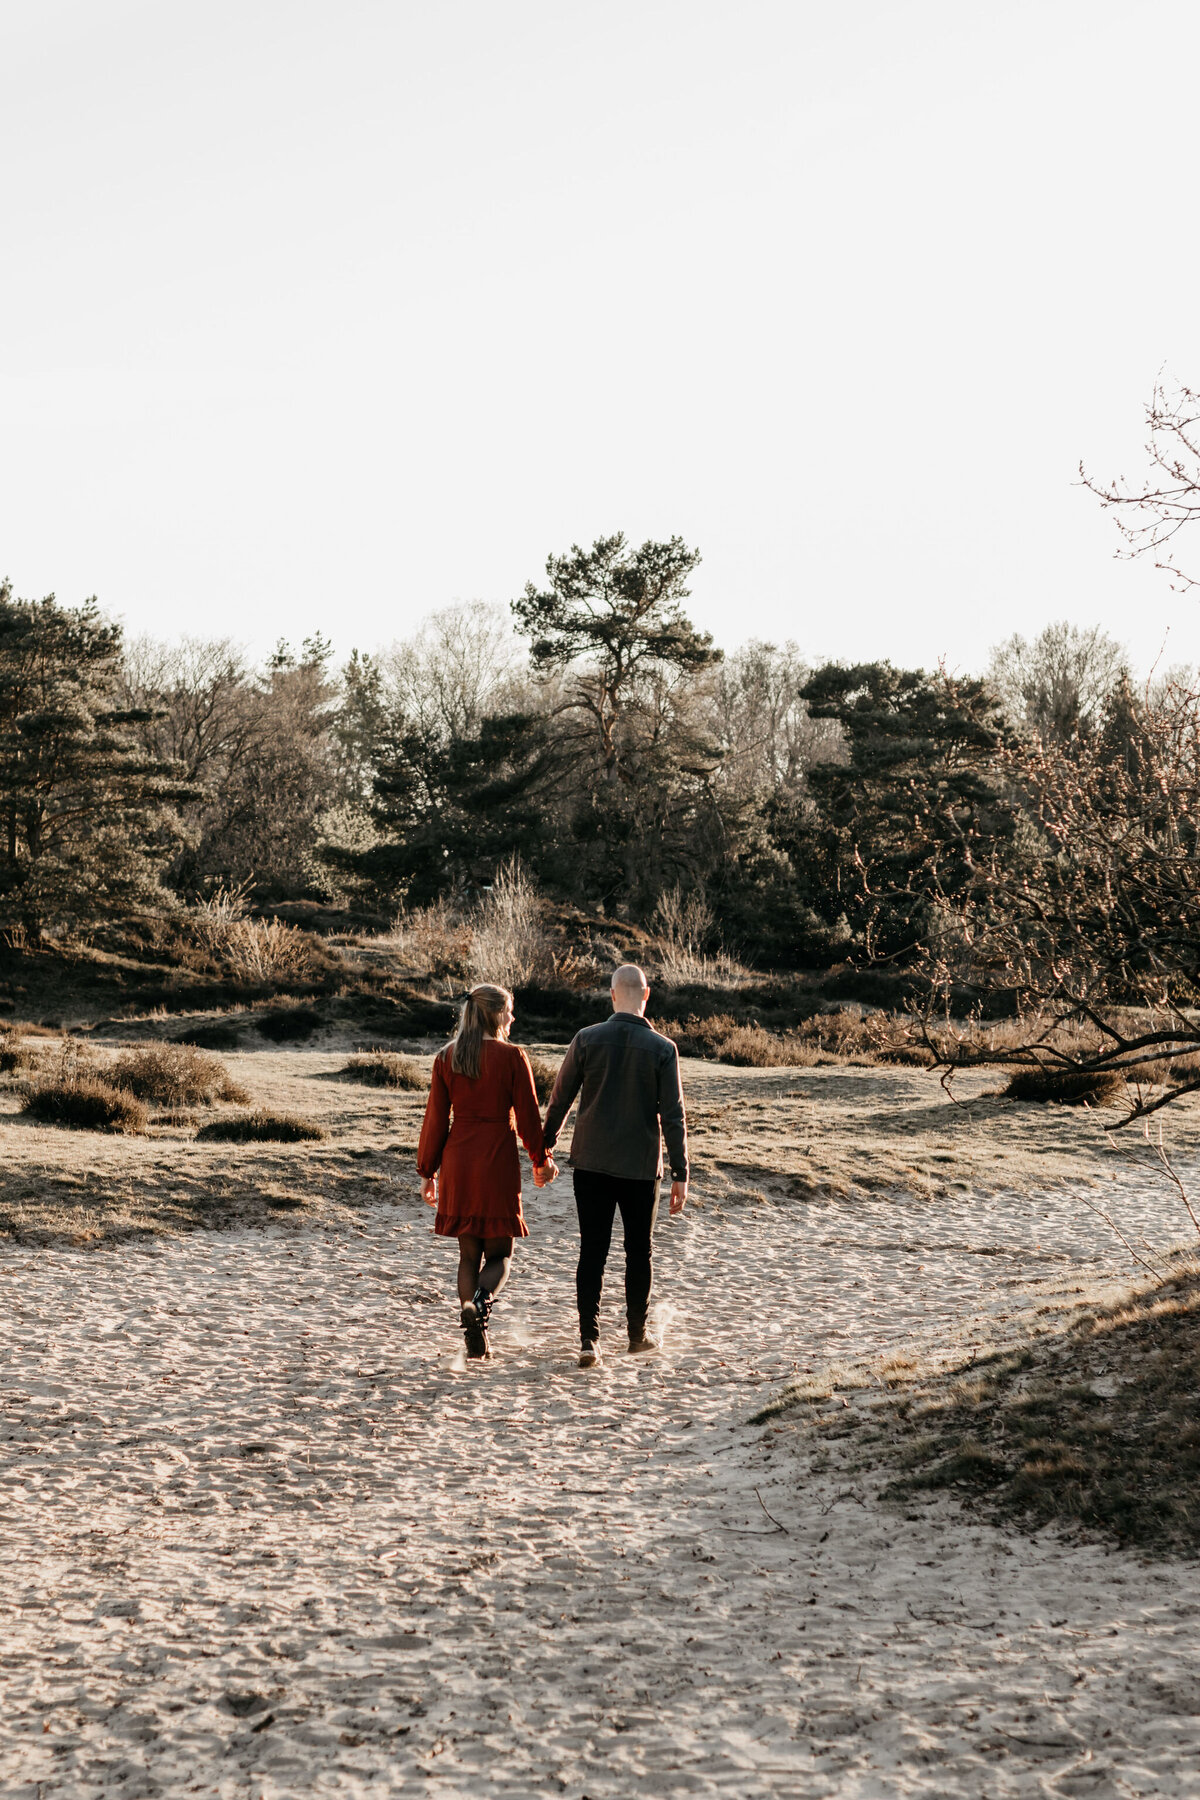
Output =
[{"x1": 0, "y1": 543, "x2": 1159, "y2": 976}]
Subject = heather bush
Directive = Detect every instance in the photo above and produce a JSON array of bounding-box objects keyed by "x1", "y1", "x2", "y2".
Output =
[
  {"x1": 23, "y1": 1077, "x2": 147, "y2": 1134},
  {"x1": 1003, "y1": 1067, "x2": 1126, "y2": 1106},
  {"x1": 255, "y1": 1004, "x2": 322, "y2": 1042},
  {"x1": 174, "y1": 1020, "x2": 243, "y2": 1050},
  {"x1": 195, "y1": 1111, "x2": 328, "y2": 1143},
  {"x1": 109, "y1": 1043, "x2": 248, "y2": 1106},
  {"x1": 341, "y1": 1052, "x2": 426, "y2": 1090}
]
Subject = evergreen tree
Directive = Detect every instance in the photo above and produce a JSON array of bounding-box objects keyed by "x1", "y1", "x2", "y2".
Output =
[
  {"x1": 776, "y1": 662, "x2": 1016, "y2": 956},
  {"x1": 333, "y1": 712, "x2": 562, "y2": 907},
  {"x1": 0, "y1": 583, "x2": 191, "y2": 934},
  {"x1": 512, "y1": 534, "x2": 724, "y2": 904}
]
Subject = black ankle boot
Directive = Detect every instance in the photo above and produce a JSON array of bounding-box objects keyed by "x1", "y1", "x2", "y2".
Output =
[{"x1": 461, "y1": 1301, "x2": 488, "y2": 1359}]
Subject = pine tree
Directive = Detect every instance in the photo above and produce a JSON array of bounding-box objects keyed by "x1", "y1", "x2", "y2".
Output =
[
  {"x1": 512, "y1": 533, "x2": 724, "y2": 903},
  {"x1": 776, "y1": 662, "x2": 1017, "y2": 956},
  {"x1": 0, "y1": 583, "x2": 190, "y2": 935}
]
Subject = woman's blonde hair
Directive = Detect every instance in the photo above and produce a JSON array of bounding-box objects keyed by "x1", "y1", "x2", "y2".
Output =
[{"x1": 446, "y1": 983, "x2": 512, "y2": 1080}]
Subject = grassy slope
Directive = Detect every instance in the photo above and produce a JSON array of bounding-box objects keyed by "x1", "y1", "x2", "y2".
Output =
[{"x1": 764, "y1": 1261, "x2": 1200, "y2": 1557}]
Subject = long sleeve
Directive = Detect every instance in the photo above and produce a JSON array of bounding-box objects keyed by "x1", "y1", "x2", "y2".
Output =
[
  {"x1": 657, "y1": 1043, "x2": 689, "y2": 1182},
  {"x1": 542, "y1": 1034, "x2": 584, "y2": 1150},
  {"x1": 510, "y1": 1049, "x2": 548, "y2": 1166},
  {"x1": 417, "y1": 1054, "x2": 451, "y2": 1177}
]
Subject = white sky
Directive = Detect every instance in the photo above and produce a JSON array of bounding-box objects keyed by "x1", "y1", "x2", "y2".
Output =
[{"x1": 3, "y1": 0, "x2": 1199, "y2": 675}]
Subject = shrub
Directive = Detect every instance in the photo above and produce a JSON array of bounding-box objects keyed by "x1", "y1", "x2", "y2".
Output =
[
  {"x1": 193, "y1": 884, "x2": 318, "y2": 980},
  {"x1": 109, "y1": 1043, "x2": 248, "y2": 1106},
  {"x1": 341, "y1": 1052, "x2": 426, "y2": 1091},
  {"x1": 255, "y1": 1004, "x2": 322, "y2": 1042},
  {"x1": 468, "y1": 860, "x2": 554, "y2": 988},
  {"x1": 526, "y1": 1054, "x2": 561, "y2": 1104},
  {"x1": 653, "y1": 886, "x2": 749, "y2": 987},
  {"x1": 659, "y1": 1014, "x2": 818, "y2": 1068},
  {"x1": 1003, "y1": 1067, "x2": 1126, "y2": 1106},
  {"x1": 175, "y1": 1021, "x2": 243, "y2": 1051},
  {"x1": 378, "y1": 899, "x2": 473, "y2": 977},
  {"x1": 23, "y1": 1078, "x2": 148, "y2": 1134},
  {"x1": 195, "y1": 1111, "x2": 329, "y2": 1143}
]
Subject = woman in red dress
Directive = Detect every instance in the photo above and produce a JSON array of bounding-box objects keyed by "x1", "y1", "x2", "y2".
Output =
[{"x1": 418, "y1": 984, "x2": 557, "y2": 1359}]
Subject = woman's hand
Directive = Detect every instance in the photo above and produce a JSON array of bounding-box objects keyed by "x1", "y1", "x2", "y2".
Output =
[
  {"x1": 421, "y1": 1175, "x2": 437, "y2": 1208},
  {"x1": 533, "y1": 1155, "x2": 559, "y2": 1188}
]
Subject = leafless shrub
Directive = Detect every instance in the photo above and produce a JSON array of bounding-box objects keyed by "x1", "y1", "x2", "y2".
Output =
[
  {"x1": 467, "y1": 860, "x2": 553, "y2": 988},
  {"x1": 660, "y1": 1015, "x2": 819, "y2": 1068},
  {"x1": 377, "y1": 900, "x2": 472, "y2": 977},
  {"x1": 193, "y1": 882, "x2": 317, "y2": 981},
  {"x1": 919, "y1": 674, "x2": 1200, "y2": 1128},
  {"x1": 653, "y1": 886, "x2": 750, "y2": 987},
  {"x1": 1081, "y1": 377, "x2": 1200, "y2": 594}
]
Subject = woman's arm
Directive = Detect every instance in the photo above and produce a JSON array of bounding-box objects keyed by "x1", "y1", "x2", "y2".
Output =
[
  {"x1": 511, "y1": 1048, "x2": 549, "y2": 1168},
  {"x1": 417, "y1": 1054, "x2": 451, "y2": 1180}
]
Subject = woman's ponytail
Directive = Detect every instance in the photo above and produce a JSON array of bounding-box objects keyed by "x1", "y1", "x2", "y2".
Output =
[{"x1": 446, "y1": 983, "x2": 512, "y2": 1079}]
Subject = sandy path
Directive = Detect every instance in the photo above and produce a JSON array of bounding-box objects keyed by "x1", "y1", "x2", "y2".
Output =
[{"x1": 4, "y1": 1163, "x2": 1200, "y2": 1798}]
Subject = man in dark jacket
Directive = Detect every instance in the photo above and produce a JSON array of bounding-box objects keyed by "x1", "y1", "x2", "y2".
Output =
[{"x1": 542, "y1": 963, "x2": 688, "y2": 1367}]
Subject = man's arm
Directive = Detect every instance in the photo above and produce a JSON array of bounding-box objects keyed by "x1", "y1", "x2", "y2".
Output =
[
  {"x1": 542, "y1": 1035, "x2": 584, "y2": 1151},
  {"x1": 657, "y1": 1043, "x2": 689, "y2": 1211}
]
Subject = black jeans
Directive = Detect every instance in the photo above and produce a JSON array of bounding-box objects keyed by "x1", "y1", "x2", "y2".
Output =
[{"x1": 574, "y1": 1168, "x2": 660, "y2": 1345}]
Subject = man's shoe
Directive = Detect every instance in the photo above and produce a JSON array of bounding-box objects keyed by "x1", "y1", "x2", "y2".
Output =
[
  {"x1": 628, "y1": 1333, "x2": 660, "y2": 1354},
  {"x1": 461, "y1": 1302, "x2": 489, "y2": 1360},
  {"x1": 578, "y1": 1341, "x2": 601, "y2": 1368}
]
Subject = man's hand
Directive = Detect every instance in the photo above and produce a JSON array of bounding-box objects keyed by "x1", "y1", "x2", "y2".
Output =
[
  {"x1": 533, "y1": 1155, "x2": 559, "y2": 1188},
  {"x1": 421, "y1": 1176, "x2": 437, "y2": 1208},
  {"x1": 669, "y1": 1180, "x2": 688, "y2": 1215}
]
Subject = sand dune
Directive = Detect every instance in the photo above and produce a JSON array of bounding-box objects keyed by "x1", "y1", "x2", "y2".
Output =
[{"x1": 3, "y1": 1053, "x2": 1200, "y2": 1794}]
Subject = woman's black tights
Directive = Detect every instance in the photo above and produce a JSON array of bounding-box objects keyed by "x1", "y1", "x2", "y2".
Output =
[{"x1": 457, "y1": 1235, "x2": 514, "y2": 1309}]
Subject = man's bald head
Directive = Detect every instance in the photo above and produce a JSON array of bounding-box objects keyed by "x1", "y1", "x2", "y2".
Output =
[{"x1": 611, "y1": 964, "x2": 650, "y2": 1015}]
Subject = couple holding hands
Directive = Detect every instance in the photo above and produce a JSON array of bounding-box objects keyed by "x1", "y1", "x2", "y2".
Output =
[{"x1": 417, "y1": 965, "x2": 689, "y2": 1366}]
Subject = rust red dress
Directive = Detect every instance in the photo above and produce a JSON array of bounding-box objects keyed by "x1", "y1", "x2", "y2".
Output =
[{"x1": 417, "y1": 1038, "x2": 547, "y2": 1240}]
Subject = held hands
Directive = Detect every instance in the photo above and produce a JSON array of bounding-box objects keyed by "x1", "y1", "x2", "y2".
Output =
[
  {"x1": 533, "y1": 1154, "x2": 559, "y2": 1188},
  {"x1": 669, "y1": 1180, "x2": 688, "y2": 1216},
  {"x1": 421, "y1": 1175, "x2": 437, "y2": 1208}
]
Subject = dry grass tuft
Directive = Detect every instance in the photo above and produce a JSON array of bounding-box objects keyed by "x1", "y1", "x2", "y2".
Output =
[
  {"x1": 109, "y1": 1043, "x2": 248, "y2": 1107},
  {"x1": 23, "y1": 1078, "x2": 148, "y2": 1135},
  {"x1": 1003, "y1": 1067, "x2": 1126, "y2": 1106},
  {"x1": 652, "y1": 887, "x2": 750, "y2": 988},
  {"x1": 341, "y1": 1052, "x2": 426, "y2": 1091},
  {"x1": 195, "y1": 1111, "x2": 328, "y2": 1144}
]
